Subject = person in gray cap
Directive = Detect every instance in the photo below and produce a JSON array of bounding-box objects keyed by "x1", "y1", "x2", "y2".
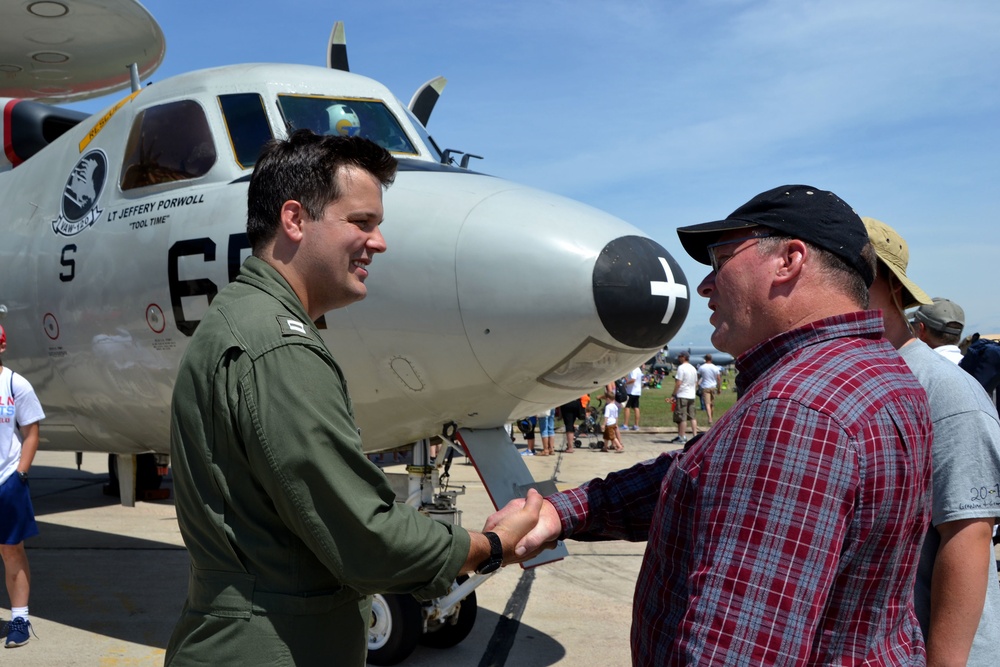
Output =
[
  {"x1": 911, "y1": 298, "x2": 965, "y2": 364},
  {"x1": 864, "y1": 216, "x2": 1000, "y2": 667},
  {"x1": 488, "y1": 185, "x2": 933, "y2": 665}
]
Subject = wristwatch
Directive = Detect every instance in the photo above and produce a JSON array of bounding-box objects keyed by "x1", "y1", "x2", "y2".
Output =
[
  {"x1": 475, "y1": 531, "x2": 504, "y2": 575},
  {"x1": 17, "y1": 471, "x2": 27, "y2": 482}
]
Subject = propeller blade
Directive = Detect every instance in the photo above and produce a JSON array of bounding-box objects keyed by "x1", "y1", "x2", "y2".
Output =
[
  {"x1": 408, "y1": 76, "x2": 447, "y2": 127},
  {"x1": 327, "y1": 21, "x2": 349, "y2": 71}
]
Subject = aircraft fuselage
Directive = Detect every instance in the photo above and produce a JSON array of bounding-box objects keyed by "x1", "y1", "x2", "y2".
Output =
[{"x1": 0, "y1": 63, "x2": 689, "y2": 457}]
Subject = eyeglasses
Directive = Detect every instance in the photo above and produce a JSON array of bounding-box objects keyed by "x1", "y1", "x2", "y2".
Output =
[{"x1": 706, "y1": 232, "x2": 775, "y2": 273}]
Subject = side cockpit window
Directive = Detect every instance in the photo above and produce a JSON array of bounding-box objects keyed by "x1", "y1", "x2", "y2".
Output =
[
  {"x1": 219, "y1": 93, "x2": 273, "y2": 170},
  {"x1": 120, "y1": 100, "x2": 217, "y2": 190},
  {"x1": 277, "y1": 95, "x2": 418, "y2": 155}
]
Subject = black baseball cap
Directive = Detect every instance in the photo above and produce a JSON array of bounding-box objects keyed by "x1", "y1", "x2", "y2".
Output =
[{"x1": 676, "y1": 184, "x2": 874, "y2": 286}]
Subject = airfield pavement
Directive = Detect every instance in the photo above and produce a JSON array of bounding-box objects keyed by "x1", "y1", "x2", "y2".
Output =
[
  {"x1": 6, "y1": 430, "x2": 1000, "y2": 666},
  {"x1": 2, "y1": 428, "x2": 678, "y2": 666}
]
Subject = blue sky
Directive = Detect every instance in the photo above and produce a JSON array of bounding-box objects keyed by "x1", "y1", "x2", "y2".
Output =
[{"x1": 76, "y1": 0, "x2": 1000, "y2": 345}]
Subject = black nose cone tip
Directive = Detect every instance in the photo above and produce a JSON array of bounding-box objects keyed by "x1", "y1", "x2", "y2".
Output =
[{"x1": 593, "y1": 236, "x2": 689, "y2": 349}]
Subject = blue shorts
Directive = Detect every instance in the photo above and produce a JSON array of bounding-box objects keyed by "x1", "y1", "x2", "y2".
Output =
[
  {"x1": 0, "y1": 474, "x2": 39, "y2": 544},
  {"x1": 539, "y1": 413, "x2": 555, "y2": 437}
]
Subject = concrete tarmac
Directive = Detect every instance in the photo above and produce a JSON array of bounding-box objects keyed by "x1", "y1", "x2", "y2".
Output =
[
  {"x1": 10, "y1": 428, "x2": 995, "y2": 666},
  {"x1": 4, "y1": 429, "x2": 683, "y2": 666}
]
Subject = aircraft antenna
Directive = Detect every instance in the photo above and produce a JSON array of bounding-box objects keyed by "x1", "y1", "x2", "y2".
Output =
[
  {"x1": 127, "y1": 63, "x2": 141, "y2": 93},
  {"x1": 460, "y1": 153, "x2": 482, "y2": 169}
]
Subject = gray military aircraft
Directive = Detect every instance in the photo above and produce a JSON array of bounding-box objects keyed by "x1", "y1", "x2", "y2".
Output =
[
  {"x1": 663, "y1": 344, "x2": 735, "y2": 367},
  {"x1": 0, "y1": 1, "x2": 690, "y2": 662}
]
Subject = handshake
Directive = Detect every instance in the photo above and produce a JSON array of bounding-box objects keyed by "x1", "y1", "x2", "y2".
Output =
[{"x1": 478, "y1": 489, "x2": 563, "y2": 568}]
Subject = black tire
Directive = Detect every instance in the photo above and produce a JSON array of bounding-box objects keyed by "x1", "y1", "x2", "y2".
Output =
[
  {"x1": 367, "y1": 593, "x2": 422, "y2": 666},
  {"x1": 419, "y1": 577, "x2": 478, "y2": 649}
]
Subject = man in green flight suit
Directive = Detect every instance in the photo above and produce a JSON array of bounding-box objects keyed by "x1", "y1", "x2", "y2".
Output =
[{"x1": 165, "y1": 130, "x2": 542, "y2": 666}]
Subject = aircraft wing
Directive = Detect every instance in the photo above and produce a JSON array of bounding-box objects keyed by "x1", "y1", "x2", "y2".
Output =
[{"x1": 0, "y1": 0, "x2": 165, "y2": 103}]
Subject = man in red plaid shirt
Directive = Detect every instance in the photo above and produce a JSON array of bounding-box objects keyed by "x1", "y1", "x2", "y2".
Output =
[{"x1": 490, "y1": 185, "x2": 933, "y2": 665}]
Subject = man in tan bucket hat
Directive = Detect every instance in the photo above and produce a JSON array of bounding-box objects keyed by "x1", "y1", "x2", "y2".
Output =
[{"x1": 863, "y1": 216, "x2": 1000, "y2": 666}]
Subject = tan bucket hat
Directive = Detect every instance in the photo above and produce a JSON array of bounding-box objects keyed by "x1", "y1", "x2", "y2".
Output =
[{"x1": 861, "y1": 216, "x2": 932, "y2": 309}]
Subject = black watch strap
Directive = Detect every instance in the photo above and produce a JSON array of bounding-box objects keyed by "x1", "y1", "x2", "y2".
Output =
[{"x1": 475, "y1": 531, "x2": 504, "y2": 575}]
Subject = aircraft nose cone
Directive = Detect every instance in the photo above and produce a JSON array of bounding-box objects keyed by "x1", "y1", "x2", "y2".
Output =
[{"x1": 593, "y1": 236, "x2": 688, "y2": 348}]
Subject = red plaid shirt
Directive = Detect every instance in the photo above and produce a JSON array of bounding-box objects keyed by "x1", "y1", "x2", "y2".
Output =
[{"x1": 550, "y1": 312, "x2": 932, "y2": 665}]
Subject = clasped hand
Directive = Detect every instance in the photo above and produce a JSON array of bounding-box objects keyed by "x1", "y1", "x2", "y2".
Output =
[{"x1": 484, "y1": 489, "x2": 563, "y2": 565}]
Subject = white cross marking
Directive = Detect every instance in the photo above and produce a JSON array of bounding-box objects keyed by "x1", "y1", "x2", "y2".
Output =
[{"x1": 650, "y1": 257, "x2": 688, "y2": 325}]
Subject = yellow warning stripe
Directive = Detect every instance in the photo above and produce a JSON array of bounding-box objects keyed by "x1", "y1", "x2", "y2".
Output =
[{"x1": 79, "y1": 89, "x2": 143, "y2": 152}]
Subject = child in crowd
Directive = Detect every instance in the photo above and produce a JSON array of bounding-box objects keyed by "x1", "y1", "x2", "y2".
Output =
[{"x1": 602, "y1": 398, "x2": 624, "y2": 452}]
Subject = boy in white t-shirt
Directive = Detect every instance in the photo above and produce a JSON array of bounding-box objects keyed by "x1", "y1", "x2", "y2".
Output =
[
  {"x1": 602, "y1": 400, "x2": 624, "y2": 452},
  {"x1": 0, "y1": 324, "x2": 45, "y2": 647}
]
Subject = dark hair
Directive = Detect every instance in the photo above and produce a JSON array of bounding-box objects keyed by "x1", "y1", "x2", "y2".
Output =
[
  {"x1": 757, "y1": 236, "x2": 873, "y2": 309},
  {"x1": 246, "y1": 130, "x2": 397, "y2": 252}
]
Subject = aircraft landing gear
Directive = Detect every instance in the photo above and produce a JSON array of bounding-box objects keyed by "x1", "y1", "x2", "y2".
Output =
[
  {"x1": 366, "y1": 438, "x2": 483, "y2": 663},
  {"x1": 419, "y1": 575, "x2": 478, "y2": 649},
  {"x1": 367, "y1": 593, "x2": 422, "y2": 666},
  {"x1": 366, "y1": 576, "x2": 480, "y2": 665}
]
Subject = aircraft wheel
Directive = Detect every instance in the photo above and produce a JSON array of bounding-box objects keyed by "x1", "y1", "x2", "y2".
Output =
[
  {"x1": 420, "y1": 578, "x2": 477, "y2": 649},
  {"x1": 367, "y1": 593, "x2": 421, "y2": 666}
]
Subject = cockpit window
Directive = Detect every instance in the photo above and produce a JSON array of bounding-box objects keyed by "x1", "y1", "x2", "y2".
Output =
[
  {"x1": 277, "y1": 95, "x2": 418, "y2": 155},
  {"x1": 219, "y1": 93, "x2": 273, "y2": 170},
  {"x1": 402, "y1": 105, "x2": 443, "y2": 163},
  {"x1": 120, "y1": 100, "x2": 217, "y2": 190}
]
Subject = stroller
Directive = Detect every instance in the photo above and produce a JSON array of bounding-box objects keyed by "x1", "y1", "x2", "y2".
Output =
[{"x1": 575, "y1": 397, "x2": 605, "y2": 450}]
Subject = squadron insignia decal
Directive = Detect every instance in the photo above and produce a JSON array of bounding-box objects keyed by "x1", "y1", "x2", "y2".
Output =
[{"x1": 52, "y1": 149, "x2": 108, "y2": 237}]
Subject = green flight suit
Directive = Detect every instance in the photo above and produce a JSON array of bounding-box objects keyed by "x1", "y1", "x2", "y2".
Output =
[{"x1": 165, "y1": 257, "x2": 470, "y2": 666}]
